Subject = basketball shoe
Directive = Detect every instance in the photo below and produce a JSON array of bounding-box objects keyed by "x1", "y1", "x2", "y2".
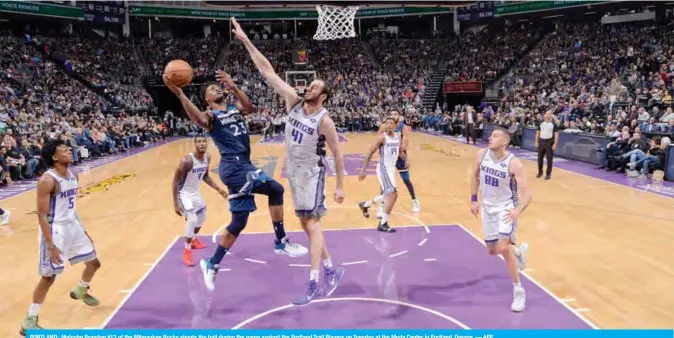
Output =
[
  {"x1": 275, "y1": 237, "x2": 308, "y2": 257},
  {"x1": 199, "y1": 259, "x2": 218, "y2": 291},
  {"x1": 511, "y1": 286, "x2": 526, "y2": 312},
  {"x1": 19, "y1": 315, "x2": 42, "y2": 336},
  {"x1": 191, "y1": 237, "x2": 207, "y2": 249},
  {"x1": 324, "y1": 266, "x2": 345, "y2": 297},
  {"x1": 292, "y1": 280, "x2": 321, "y2": 306},
  {"x1": 412, "y1": 199, "x2": 421, "y2": 213},
  {"x1": 69, "y1": 285, "x2": 99, "y2": 306}
]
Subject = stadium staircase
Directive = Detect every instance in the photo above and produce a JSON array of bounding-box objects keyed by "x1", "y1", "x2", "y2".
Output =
[
  {"x1": 485, "y1": 26, "x2": 555, "y2": 101},
  {"x1": 422, "y1": 61, "x2": 448, "y2": 111}
]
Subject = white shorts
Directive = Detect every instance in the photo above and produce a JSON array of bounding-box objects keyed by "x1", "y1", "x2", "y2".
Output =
[
  {"x1": 179, "y1": 193, "x2": 206, "y2": 213},
  {"x1": 377, "y1": 164, "x2": 397, "y2": 195},
  {"x1": 38, "y1": 219, "x2": 96, "y2": 277},
  {"x1": 287, "y1": 165, "x2": 326, "y2": 218},
  {"x1": 481, "y1": 202, "x2": 517, "y2": 245}
]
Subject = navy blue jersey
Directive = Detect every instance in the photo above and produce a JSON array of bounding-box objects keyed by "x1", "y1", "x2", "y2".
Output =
[{"x1": 210, "y1": 105, "x2": 251, "y2": 159}]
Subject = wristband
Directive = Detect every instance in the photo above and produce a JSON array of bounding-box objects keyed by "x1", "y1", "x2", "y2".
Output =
[{"x1": 471, "y1": 194, "x2": 478, "y2": 202}]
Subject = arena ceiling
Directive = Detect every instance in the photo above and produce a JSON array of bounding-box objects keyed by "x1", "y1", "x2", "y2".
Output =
[{"x1": 139, "y1": 0, "x2": 476, "y2": 9}]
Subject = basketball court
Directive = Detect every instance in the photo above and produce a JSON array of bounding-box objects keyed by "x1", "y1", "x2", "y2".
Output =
[{"x1": 1, "y1": 132, "x2": 673, "y2": 335}]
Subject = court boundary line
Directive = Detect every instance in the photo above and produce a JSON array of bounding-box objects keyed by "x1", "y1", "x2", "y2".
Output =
[
  {"x1": 99, "y1": 235, "x2": 179, "y2": 328},
  {"x1": 230, "y1": 297, "x2": 471, "y2": 329},
  {"x1": 422, "y1": 132, "x2": 674, "y2": 200},
  {"x1": 100, "y1": 224, "x2": 598, "y2": 330},
  {"x1": 454, "y1": 223, "x2": 599, "y2": 329},
  {"x1": 0, "y1": 138, "x2": 182, "y2": 202}
]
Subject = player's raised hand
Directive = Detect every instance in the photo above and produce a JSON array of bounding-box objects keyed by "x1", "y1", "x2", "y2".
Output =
[
  {"x1": 333, "y1": 188, "x2": 345, "y2": 204},
  {"x1": 470, "y1": 201, "x2": 480, "y2": 217},
  {"x1": 230, "y1": 17, "x2": 249, "y2": 42},
  {"x1": 163, "y1": 74, "x2": 182, "y2": 96},
  {"x1": 215, "y1": 70, "x2": 235, "y2": 88}
]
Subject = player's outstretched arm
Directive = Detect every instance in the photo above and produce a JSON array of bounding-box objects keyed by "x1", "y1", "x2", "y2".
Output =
[
  {"x1": 163, "y1": 75, "x2": 214, "y2": 130},
  {"x1": 470, "y1": 149, "x2": 486, "y2": 216},
  {"x1": 215, "y1": 70, "x2": 253, "y2": 115},
  {"x1": 230, "y1": 17, "x2": 300, "y2": 110},
  {"x1": 203, "y1": 156, "x2": 228, "y2": 199},
  {"x1": 321, "y1": 116, "x2": 345, "y2": 203},
  {"x1": 172, "y1": 156, "x2": 192, "y2": 217},
  {"x1": 510, "y1": 158, "x2": 532, "y2": 215},
  {"x1": 36, "y1": 175, "x2": 62, "y2": 264}
]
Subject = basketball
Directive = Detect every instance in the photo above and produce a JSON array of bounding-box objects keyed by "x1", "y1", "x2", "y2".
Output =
[{"x1": 164, "y1": 60, "x2": 193, "y2": 87}]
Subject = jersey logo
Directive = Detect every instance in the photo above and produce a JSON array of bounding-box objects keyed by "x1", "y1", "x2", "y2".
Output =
[
  {"x1": 500, "y1": 163, "x2": 507, "y2": 168},
  {"x1": 310, "y1": 118, "x2": 317, "y2": 124}
]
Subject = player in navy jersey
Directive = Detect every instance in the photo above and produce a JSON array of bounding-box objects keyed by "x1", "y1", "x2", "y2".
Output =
[
  {"x1": 164, "y1": 70, "x2": 308, "y2": 291},
  {"x1": 376, "y1": 109, "x2": 420, "y2": 216}
]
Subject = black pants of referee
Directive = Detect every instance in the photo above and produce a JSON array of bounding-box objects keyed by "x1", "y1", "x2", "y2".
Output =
[{"x1": 537, "y1": 138, "x2": 554, "y2": 177}]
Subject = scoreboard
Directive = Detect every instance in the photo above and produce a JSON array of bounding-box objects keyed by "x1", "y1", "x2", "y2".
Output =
[{"x1": 78, "y1": 1, "x2": 126, "y2": 24}]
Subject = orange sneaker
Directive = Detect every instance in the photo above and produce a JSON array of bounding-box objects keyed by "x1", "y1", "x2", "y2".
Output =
[
  {"x1": 191, "y1": 238, "x2": 207, "y2": 250},
  {"x1": 182, "y1": 249, "x2": 195, "y2": 267}
]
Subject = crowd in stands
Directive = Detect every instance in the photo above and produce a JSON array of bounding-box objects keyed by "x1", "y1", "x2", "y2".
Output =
[
  {"x1": 139, "y1": 35, "x2": 221, "y2": 78},
  {"x1": 3, "y1": 14, "x2": 674, "y2": 187}
]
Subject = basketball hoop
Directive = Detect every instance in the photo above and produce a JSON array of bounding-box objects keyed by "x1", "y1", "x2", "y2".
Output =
[
  {"x1": 296, "y1": 85, "x2": 306, "y2": 94},
  {"x1": 313, "y1": 5, "x2": 359, "y2": 40}
]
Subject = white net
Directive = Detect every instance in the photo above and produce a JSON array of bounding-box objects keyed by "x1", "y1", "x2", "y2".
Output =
[{"x1": 313, "y1": 5, "x2": 359, "y2": 40}]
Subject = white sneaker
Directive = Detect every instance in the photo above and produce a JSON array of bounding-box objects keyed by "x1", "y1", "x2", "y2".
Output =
[
  {"x1": 199, "y1": 259, "x2": 218, "y2": 291},
  {"x1": 516, "y1": 243, "x2": 528, "y2": 271},
  {"x1": 0, "y1": 210, "x2": 9, "y2": 225},
  {"x1": 511, "y1": 286, "x2": 526, "y2": 312},
  {"x1": 627, "y1": 162, "x2": 637, "y2": 170},
  {"x1": 412, "y1": 199, "x2": 420, "y2": 213},
  {"x1": 376, "y1": 204, "x2": 385, "y2": 219},
  {"x1": 275, "y1": 238, "x2": 308, "y2": 257}
]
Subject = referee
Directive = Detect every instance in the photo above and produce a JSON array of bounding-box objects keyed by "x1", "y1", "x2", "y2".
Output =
[{"x1": 535, "y1": 111, "x2": 559, "y2": 180}]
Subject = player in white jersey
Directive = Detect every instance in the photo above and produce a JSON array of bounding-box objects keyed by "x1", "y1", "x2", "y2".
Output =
[
  {"x1": 470, "y1": 128, "x2": 531, "y2": 312},
  {"x1": 231, "y1": 17, "x2": 345, "y2": 306},
  {"x1": 20, "y1": 140, "x2": 101, "y2": 336},
  {"x1": 172, "y1": 135, "x2": 228, "y2": 267},
  {"x1": 358, "y1": 117, "x2": 399, "y2": 233}
]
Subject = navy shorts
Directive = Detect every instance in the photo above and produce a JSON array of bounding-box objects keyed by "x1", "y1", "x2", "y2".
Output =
[{"x1": 218, "y1": 156, "x2": 275, "y2": 212}]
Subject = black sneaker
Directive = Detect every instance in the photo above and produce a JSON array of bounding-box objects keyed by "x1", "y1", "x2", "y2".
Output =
[
  {"x1": 358, "y1": 201, "x2": 370, "y2": 218},
  {"x1": 377, "y1": 222, "x2": 396, "y2": 233},
  {"x1": 536, "y1": 173, "x2": 543, "y2": 178},
  {"x1": 545, "y1": 175, "x2": 551, "y2": 180}
]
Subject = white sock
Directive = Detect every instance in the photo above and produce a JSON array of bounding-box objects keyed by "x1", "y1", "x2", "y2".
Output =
[
  {"x1": 363, "y1": 200, "x2": 372, "y2": 208},
  {"x1": 322, "y1": 258, "x2": 333, "y2": 269},
  {"x1": 28, "y1": 303, "x2": 42, "y2": 316},
  {"x1": 381, "y1": 213, "x2": 389, "y2": 224},
  {"x1": 373, "y1": 195, "x2": 384, "y2": 204},
  {"x1": 79, "y1": 280, "x2": 90, "y2": 288},
  {"x1": 185, "y1": 241, "x2": 192, "y2": 250},
  {"x1": 309, "y1": 270, "x2": 320, "y2": 282},
  {"x1": 513, "y1": 282, "x2": 522, "y2": 289},
  {"x1": 513, "y1": 246, "x2": 521, "y2": 257}
]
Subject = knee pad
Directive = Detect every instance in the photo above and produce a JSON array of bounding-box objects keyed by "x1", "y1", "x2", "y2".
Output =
[
  {"x1": 225, "y1": 211, "x2": 250, "y2": 237},
  {"x1": 266, "y1": 180, "x2": 284, "y2": 206},
  {"x1": 185, "y1": 211, "x2": 199, "y2": 238},
  {"x1": 195, "y1": 207, "x2": 207, "y2": 228},
  {"x1": 399, "y1": 171, "x2": 411, "y2": 181}
]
